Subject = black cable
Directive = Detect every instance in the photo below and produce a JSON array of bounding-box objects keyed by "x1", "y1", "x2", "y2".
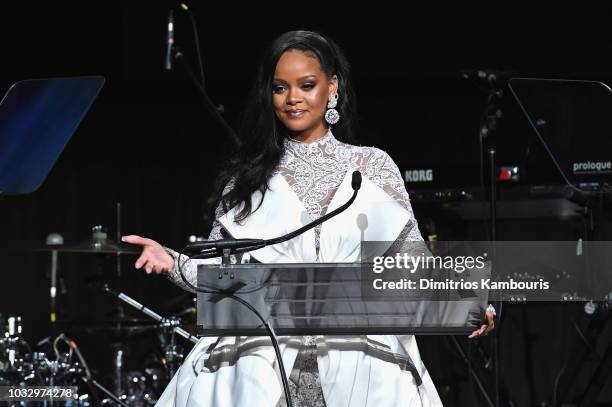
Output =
[
  {"x1": 571, "y1": 318, "x2": 603, "y2": 361},
  {"x1": 551, "y1": 365, "x2": 566, "y2": 406},
  {"x1": 82, "y1": 377, "x2": 130, "y2": 407},
  {"x1": 182, "y1": 4, "x2": 206, "y2": 89},
  {"x1": 174, "y1": 51, "x2": 240, "y2": 147},
  {"x1": 55, "y1": 334, "x2": 101, "y2": 405},
  {"x1": 177, "y1": 249, "x2": 293, "y2": 407},
  {"x1": 266, "y1": 189, "x2": 358, "y2": 246},
  {"x1": 189, "y1": 186, "x2": 359, "y2": 260}
]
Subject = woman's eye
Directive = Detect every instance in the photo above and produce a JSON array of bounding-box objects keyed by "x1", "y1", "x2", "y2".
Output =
[
  {"x1": 302, "y1": 83, "x2": 315, "y2": 90},
  {"x1": 273, "y1": 85, "x2": 285, "y2": 94}
]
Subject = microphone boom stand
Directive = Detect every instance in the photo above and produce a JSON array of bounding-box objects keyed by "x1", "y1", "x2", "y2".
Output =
[{"x1": 480, "y1": 83, "x2": 504, "y2": 407}]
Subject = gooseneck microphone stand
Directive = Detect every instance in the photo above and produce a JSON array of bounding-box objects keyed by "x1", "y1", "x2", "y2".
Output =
[{"x1": 185, "y1": 171, "x2": 363, "y2": 260}]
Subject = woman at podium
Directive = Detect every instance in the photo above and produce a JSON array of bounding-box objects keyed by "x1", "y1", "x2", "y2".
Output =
[{"x1": 123, "y1": 30, "x2": 493, "y2": 407}]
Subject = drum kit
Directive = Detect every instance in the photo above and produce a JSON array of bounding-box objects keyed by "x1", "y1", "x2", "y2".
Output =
[{"x1": 1, "y1": 224, "x2": 198, "y2": 406}]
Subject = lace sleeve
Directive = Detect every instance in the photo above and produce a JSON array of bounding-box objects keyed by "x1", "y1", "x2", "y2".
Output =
[
  {"x1": 365, "y1": 148, "x2": 423, "y2": 242},
  {"x1": 165, "y1": 182, "x2": 235, "y2": 292}
]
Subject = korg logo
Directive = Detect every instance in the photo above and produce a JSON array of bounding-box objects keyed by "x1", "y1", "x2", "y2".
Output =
[
  {"x1": 405, "y1": 169, "x2": 433, "y2": 183},
  {"x1": 573, "y1": 160, "x2": 612, "y2": 174}
]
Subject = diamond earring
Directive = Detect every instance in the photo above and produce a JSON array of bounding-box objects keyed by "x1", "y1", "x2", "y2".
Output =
[{"x1": 325, "y1": 93, "x2": 340, "y2": 125}]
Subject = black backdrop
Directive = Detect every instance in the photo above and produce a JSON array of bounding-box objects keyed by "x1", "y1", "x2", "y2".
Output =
[{"x1": 2, "y1": 2, "x2": 612, "y2": 405}]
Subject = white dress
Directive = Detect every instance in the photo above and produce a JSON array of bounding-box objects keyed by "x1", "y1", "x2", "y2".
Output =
[{"x1": 156, "y1": 131, "x2": 443, "y2": 407}]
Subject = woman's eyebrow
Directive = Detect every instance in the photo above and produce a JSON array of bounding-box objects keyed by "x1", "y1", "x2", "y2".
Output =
[{"x1": 273, "y1": 75, "x2": 318, "y2": 83}]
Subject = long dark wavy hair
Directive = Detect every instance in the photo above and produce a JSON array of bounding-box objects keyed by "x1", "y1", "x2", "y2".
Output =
[{"x1": 213, "y1": 30, "x2": 357, "y2": 223}]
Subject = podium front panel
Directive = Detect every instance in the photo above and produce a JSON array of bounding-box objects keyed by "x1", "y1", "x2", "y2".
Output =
[{"x1": 196, "y1": 262, "x2": 486, "y2": 336}]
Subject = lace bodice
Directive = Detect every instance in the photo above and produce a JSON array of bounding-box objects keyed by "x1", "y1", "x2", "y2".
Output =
[
  {"x1": 167, "y1": 130, "x2": 422, "y2": 290},
  {"x1": 216, "y1": 130, "x2": 419, "y2": 238}
]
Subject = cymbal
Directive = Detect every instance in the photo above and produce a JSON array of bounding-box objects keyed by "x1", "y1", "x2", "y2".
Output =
[{"x1": 31, "y1": 238, "x2": 140, "y2": 255}]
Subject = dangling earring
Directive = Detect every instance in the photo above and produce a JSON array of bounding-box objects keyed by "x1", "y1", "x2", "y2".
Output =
[{"x1": 325, "y1": 93, "x2": 340, "y2": 125}]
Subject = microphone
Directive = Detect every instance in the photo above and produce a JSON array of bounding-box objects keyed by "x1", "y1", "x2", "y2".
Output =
[
  {"x1": 165, "y1": 9, "x2": 174, "y2": 70},
  {"x1": 352, "y1": 170, "x2": 362, "y2": 191},
  {"x1": 184, "y1": 170, "x2": 363, "y2": 257},
  {"x1": 461, "y1": 69, "x2": 518, "y2": 84},
  {"x1": 183, "y1": 238, "x2": 265, "y2": 254}
]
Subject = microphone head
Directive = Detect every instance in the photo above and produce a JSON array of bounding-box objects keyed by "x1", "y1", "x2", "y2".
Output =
[{"x1": 351, "y1": 170, "x2": 362, "y2": 191}]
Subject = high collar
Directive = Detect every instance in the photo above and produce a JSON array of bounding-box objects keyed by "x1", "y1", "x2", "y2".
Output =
[{"x1": 284, "y1": 129, "x2": 336, "y2": 151}]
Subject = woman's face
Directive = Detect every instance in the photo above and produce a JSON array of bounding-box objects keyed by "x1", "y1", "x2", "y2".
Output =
[{"x1": 272, "y1": 50, "x2": 338, "y2": 139}]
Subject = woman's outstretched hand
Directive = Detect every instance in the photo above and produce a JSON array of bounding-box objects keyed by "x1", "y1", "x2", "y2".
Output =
[
  {"x1": 468, "y1": 309, "x2": 495, "y2": 339},
  {"x1": 122, "y1": 235, "x2": 174, "y2": 274}
]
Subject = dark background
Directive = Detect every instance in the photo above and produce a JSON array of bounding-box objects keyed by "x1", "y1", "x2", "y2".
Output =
[{"x1": 2, "y1": 2, "x2": 612, "y2": 405}]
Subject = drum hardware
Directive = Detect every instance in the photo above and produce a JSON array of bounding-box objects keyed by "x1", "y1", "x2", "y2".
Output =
[
  {"x1": 101, "y1": 285, "x2": 198, "y2": 345},
  {"x1": 91, "y1": 286, "x2": 197, "y2": 405},
  {"x1": 50, "y1": 333, "x2": 130, "y2": 406},
  {"x1": 158, "y1": 317, "x2": 184, "y2": 379},
  {"x1": 30, "y1": 235, "x2": 140, "y2": 255},
  {"x1": 0, "y1": 315, "x2": 32, "y2": 386},
  {"x1": 15, "y1": 204, "x2": 193, "y2": 405},
  {"x1": 22, "y1": 209, "x2": 175, "y2": 405},
  {"x1": 122, "y1": 370, "x2": 158, "y2": 406},
  {"x1": 6, "y1": 219, "x2": 152, "y2": 405},
  {"x1": 102, "y1": 284, "x2": 198, "y2": 389},
  {"x1": 41, "y1": 281, "x2": 196, "y2": 405},
  {"x1": 0, "y1": 315, "x2": 126, "y2": 406}
]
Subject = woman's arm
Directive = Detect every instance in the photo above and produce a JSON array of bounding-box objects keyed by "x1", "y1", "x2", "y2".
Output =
[
  {"x1": 369, "y1": 149, "x2": 495, "y2": 337},
  {"x1": 163, "y1": 218, "x2": 226, "y2": 293}
]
